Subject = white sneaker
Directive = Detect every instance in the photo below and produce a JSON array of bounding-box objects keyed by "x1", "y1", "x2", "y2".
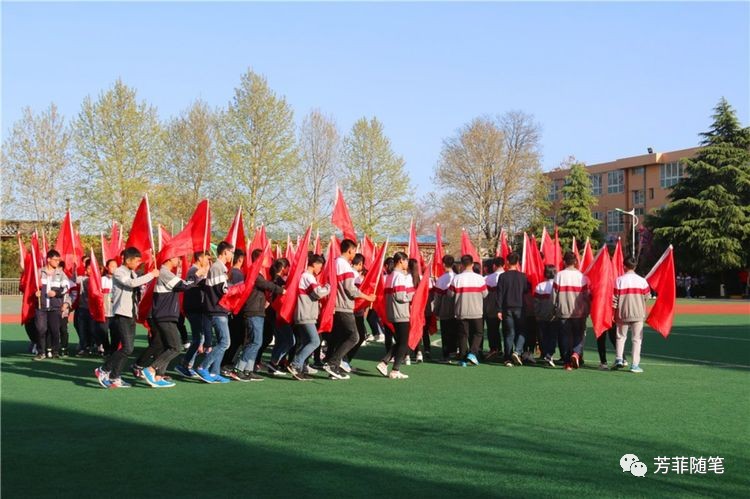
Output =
[
  {"x1": 599, "y1": 362, "x2": 610, "y2": 371},
  {"x1": 405, "y1": 356, "x2": 411, "y2": 366},
  {"x1": 376, "y1": 361, "x2": 389, "y2": 377},
  {"x1": 182, "y1": 342, "x2": 191, "y2": 351},
  {"x1": 339, "y1": 360, "x2": 352, "y2": 373},
  {"x1": 389, "y1": 370, "x2": 409, "y2": 379},
  {"x1": 303, "y1": 365, "x2": 318, "y2": 375},
  {"x1": 416, "y1": 351, "x2": 424, "y2": 363}
]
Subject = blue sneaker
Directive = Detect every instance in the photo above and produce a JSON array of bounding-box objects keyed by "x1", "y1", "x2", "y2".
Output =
[
  {"x1": 195, "y1": 368, "x2": 216, "y2": 383},
  {"x1": 155, "y1": 379, "x2": 176, "y2": 388},
  {"x1": 458, "y1": 361, "x2": 468, "y2": 367},
  {"x1": 211, "y1": 374, "x2": 231, "y2": 384},
  {"x1": 175, "y1": 365, "x2": 196, "y2": 378},
  {"x1": 466, "y1": 353, "x2": 480, "y2": 366},
  {"x1": 141, "y1": 367, "x2": 159, "y2": 387},
  {"x1": 94, "y1": 367, "x2": 110, "y2": 388},
  {"x1": 630, "y1": 365, "x2": 643, "y2": 374}
]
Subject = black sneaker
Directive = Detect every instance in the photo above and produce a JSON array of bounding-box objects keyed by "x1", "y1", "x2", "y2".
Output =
[
  {"x1": 243, "y1": 371, "x2": 264, "y2": 381},
  {"x1": 230, "y1": 370, "x2": 251, "y2": 382},
  {"x1": 33, "y1": 353, "x2": 46, "y2": 361}
]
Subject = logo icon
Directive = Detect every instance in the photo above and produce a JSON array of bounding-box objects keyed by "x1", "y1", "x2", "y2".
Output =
[{"x1": 620, "y1": 454, "x2": 647, "y2": 477}]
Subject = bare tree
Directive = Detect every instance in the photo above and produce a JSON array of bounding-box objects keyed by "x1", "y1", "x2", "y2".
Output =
[{"x1": 2, "y1": 104, "x2": 71, "y2": 227}]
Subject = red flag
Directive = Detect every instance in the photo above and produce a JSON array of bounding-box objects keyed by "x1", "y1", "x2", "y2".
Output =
[
  {"x1": 318, "y1": 236, "x2": 340, "y2": 333},
  {"x1": 407, "y1": 220, "x2": 425, "y2": 271},
  {"x1": 540, "y1": 227, "x2": 554, "y2": 264},
  {"x1": 226, "y1": 206, "x2": 247, "y2": 256},
  {"x1": 496, "y1": 228, "x2": 511, "y2": 261},
  {"x1": 372, "y1": 261, "x2": 393, "y2": 332},
  {"x1": 460, "y1": 229, "x2": 480, "y2": 263},
  {"x1": 272, "y1": 226, "x2": 312, "y2": 324},
  {"x1": 553, "y1": 226, "x2": 563, "y2": 270},
  {"x1": 572, "y1": 236, "x2": 581, "y2": 268},
  {"x1": 432, "y1": 224, "x2": 445, "y2": 278},
  {"x1": 362, "y1": 234, "x2": 376, "y2": 268},
  {"x1": 156, "y1": 199, "x2": 211, "y2": 266},
  {"x1": 158, "y1": 224, "x2": 172, "y2": 251},
  {"x1": 101, "y1": 222, "x2": 124, "y2": 266},
  {"x1": 581, "y1": 237, "x2": 594, "y2": 272},
  {"x1": 313, "y1": 230, "x2": 322, "y2": 255},
  {"x1": 331, "y1": 187, "x2": 357, "y2": 242},
  {"x1": 408, "y1": 258, "x2": 433, "y2": 350},
  {"x1": 521, "y1": 232, "x2": 545, "y2": 291},
  {"x1": 355, "y1": 239, "x2": 389, "y2": 313},
  {"x1": 40, "y1": 230, "x2": 49, "y2": 267},
  {"x1": 137, "y1": 280, "x2": 156, "y2": 325},
  {"x1": 88, "y1": 248, "x2": 106, "y2": 323},
  {"x1": 125, "y1": 196, "x2": 156, "y2": 270},
  {"x1": 612, "y1": 237, "x2": 625, "y2": 278},
  {"x1": 219, "y1": 242, "x2": 271, "y2": 315},
  {"x1": 285, "y1": 234, "x2": 294, "y2": 261},
  {"x1": 20, "y1": 241, "x2": 41, "y2": 324},
  {"x1": 54, "y1": 209, "x2": 82, "y2": 277},
  {"x1": 646, "y1": 245, "x2": 675, "y2": 338},
  {"x1": 275, "y1": 244, "x2": 282, "y2": 261},
  {"x1": 584, "y1": 247, "x2": 615, "y2": 338}
]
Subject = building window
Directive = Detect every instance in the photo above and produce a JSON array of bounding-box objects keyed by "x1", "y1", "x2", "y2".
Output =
[
  {"x1": 634, "y1": 207, "x2": 645, "y2": 217},
  {"x1": 607, "y1": 210, "x2": 624, "y2": 233},
  {"x1": 632, "y1": 189, "x2": 644, "y2": 205},
  {"x1": 590, "y1": 174, "x2": 602, "y2": 196},
  {"x1": 548, "y1": 181, "x2": 558, "y2": 201},
  {"x1": 608, "y1": 169, "x2": 625, "y2": 194},
  {"x1": 649, "y1": 188, "x2": 654, "y2": 199},
  {"x1": 592, "y1": 211, "x2": 603, "y2": 225},
  {"x1": 632, "y1": 167, "x2": 644, "y2": 176},
  {"x1": 661, "y1": 162, "x2": 685, "y2": 188}
]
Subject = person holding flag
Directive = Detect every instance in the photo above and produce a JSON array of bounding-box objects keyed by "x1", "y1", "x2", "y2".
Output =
[
  {"x1": 175, "y1": 251, "x2": 212, "y2": 378},
  {"x1": 448, "y1": 254, "x2": 488, "y2": 367},
  {"x1": 484, "y1": 256, "x2": 505, "y2": 361},
  {"x1": 432, "y1": 255, "x2": 458, "y2": 363},
  {"x1": 376, "y1": 252, "x2": 413, "y2": 379},
  {"x1": 552, "y1": 251, "x2": 591, "y2": 371},
  {"x1": 534, "y1": 264, "x2": 559, "y2": 368},
  {"x1": 613, "y1": 256, "x2": 651, "y2": 373},
  {"x1": 33, "y1": 249, "x2": 71, "y2": 360}
]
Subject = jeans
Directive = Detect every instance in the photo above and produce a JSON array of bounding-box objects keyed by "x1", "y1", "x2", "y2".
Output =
[
  {"x1": 291, "y1": 323, "x2": 321, "y2": 370},
  {"x1": 202, "y1": 315, "x2": 231, "y2": 376},
  {"x1": 560, "y1": 317, "x2": 585, "y2": 363},
  {"x1": 236, "y1": 315, "x2": 265, "y2": 372},
  {"x1": 485, "y1": 316, "x2": 501, "y2": 352},
  {"x1": 271, "y1": 323, "x2": 295, "y2": 363},
  {"x1": 103, "y1": 315, "x2": 136, "y2": 380},
  {"x1": 502, "y1": 308, "x2": 526, "y2": 359},
  {"x1": 183, "y1": 312, "x2": 212, "y2": 368}
]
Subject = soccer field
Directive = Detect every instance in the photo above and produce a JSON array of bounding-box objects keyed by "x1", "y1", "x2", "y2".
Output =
[{"x1": 1, "y1": 304, "x2": 748, "y2": 498}]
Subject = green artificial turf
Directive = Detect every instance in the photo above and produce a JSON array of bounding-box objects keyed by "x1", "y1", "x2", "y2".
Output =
[{"x1": 1, "y1": 312, "x2": 749, "y2": 498}]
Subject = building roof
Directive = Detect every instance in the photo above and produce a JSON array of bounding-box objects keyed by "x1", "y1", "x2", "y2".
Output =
[{"x1": 546, "y1": 146, "x2": 702, "y2": 178}]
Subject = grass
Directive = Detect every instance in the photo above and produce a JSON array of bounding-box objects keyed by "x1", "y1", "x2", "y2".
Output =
[{"x1": 1, "y1": 307, "x2": 749, "y2": 498}]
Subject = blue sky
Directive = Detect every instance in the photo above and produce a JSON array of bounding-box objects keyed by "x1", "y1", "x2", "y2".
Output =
[{"x1": 3, "y1": 1, "x2": 748, "y2": 194}]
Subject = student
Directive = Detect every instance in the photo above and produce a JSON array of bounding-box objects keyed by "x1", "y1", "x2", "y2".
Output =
[
  {"x1": 534, "y1": 264, "x2": 559, "y2": 368},
  {"x1": 222, "y1": 249, "x2": 246, "y2": 373},
  {"x1": 376, "y1": 252, "x2": 413, "y2": 379},
  {"x1": 496, "y1": 253, "x2": 530, "y2": 367},
  {"x1": 408, "y1": 258, "x2": 431, "y2": 363},
  {"x1": 95, "y1": 247, "x2": 160, "y2": 388},
  {"x1": 101, "y1": 259, "x2": 118, "y2": 355},
  {"x1": 552, "y1": 251, "x2": 591, "y2": 371},
  {"x1": 323, "y1": 239, "x2": 376, "y2": 380},
  {"x1": 195, "y1": 241, "x2": 235, "y2": 384},
  {"x1": 448, "y1": 255, "x2": 488, "y2": 367},
  {"x1": 74, "y1": 258, "x2": 96, "y2": 356},
  {"x1": 231, "y1": 250, "x2": 284, "y2": 381},
  {"x1": 263, "y1": 258, "x2": 291, "y2": 375},
  {"x1": 484, "y1": 256, "x2": 505, "y2": 361},
  {"x1": 613, "y1": 256, "x2": 651, "y2": 373},
  {"x1": 287, "y1": 253, "x2": 330, "y2": 381},
  {"x1": 342, "y1": 253, "x2": 367, "y2": 371},
  {"x1": 175, "y1": 251, "x2": 212, "y2": 377},
  {"x1": 33, "y1": 250, "x2": 70, "y2": 360},
  {"x1": 432, "y1": 255, "x2": 457, "y2": 363},
  {"x1": 139, "y1": 255, "x2": 206, "y2": 388}
]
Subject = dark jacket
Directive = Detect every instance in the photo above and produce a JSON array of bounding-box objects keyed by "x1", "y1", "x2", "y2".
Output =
[
  {"x1": 152, "y1": 265, "x2": 203, "y2": 322},
  {"x1": 495, "y1": 269, "x2": 530, "y2": 312},
  {"x1": 243, "y1": 275, "x2": 283, "y2": 317}
]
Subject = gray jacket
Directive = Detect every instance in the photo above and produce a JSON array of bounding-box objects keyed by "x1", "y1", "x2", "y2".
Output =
[
  {"x1": 385, "y1": 271, "x2": 414, "y2": 323},
  {"x1": 294, "y1": 271, "x2": 331, "y2": 324},
  {"x1": 112, "y1": 265, "x2": 156, "y2": 318}
]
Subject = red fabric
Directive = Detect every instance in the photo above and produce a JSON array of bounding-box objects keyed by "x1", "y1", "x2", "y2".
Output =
[
  {"x1": 285, "y1": 234, "x2": 294, "y2": 261},
  {"x1": 646, "y1": 245, "x2": 675, "y2": 338},
  {"x1": 584, "y1": 247, "x2": 615, "y2": 338},
  {"x1": 17, "y1": 232, "x2": 27, "y2": 272},
  {"x1": 137, "y1": 280, "x2": 155, "y2": 325},
  {"x1": 362, "y1": 235, "x2": 376, "y2": 268},
  {"x1": 219, "y1": 242, "x2": 271, "y2": 315},
  {"x1": 275, "y1": 244, "x2": 283, "y2": 261},
  {"x1": 408, "y1": 258, "x2": 432, "y2": 349},
  {"x1": 87, "y1": 248, "x2": 106, "y2": 323},
  {"x1": 101, "y1": 222, "x2": 124, "y2": 266},
  {"x1": 20, "y1": 249, "x2": 40, "y2": 324},
  {"x1": 540, "y1": 227, "x2": 554, "y2": 265},
  {"x1": 408, "y1": 220, "x2": 425, "y2": 271},
  {"x1": 581, "y1": 238, "x2": 594, "y2": 272},
  {"x1": 372, "y1": 267, "x2": 393, "y2": 332},
  {"x1": 156, "y1": 199, "x2": 211, "y2": 266},
  {"x1": 158, "y1": 225, "x2": 172, "y2": 250},
  {"x1": 54, "y1": 210, "x2": 83, "y2": 277},
  {"x1": 225, "y1": 206, "x2": 247, "y2": 255},
  {"x1": 125, "y1": 197, "x2": 155, "y2": 270},
  {"x1": 317, "y1": 236, "x2": 341, "y2": 333},
  {"x1": 497, "y1": 228, "x2": 511, "y2": 262},
  {"x1": 272, "y1": 227, "x2": 312, "y2": 324},
  {"x1": 354, "y1": 240, "x2": 389, "y2": 313},
  {"x1": 331, "y1": 187, "x2": 357, "y2": 242},
  {"x1": 553, "y1": 226, "x2": 563, "y2": 270},
  {"x1": 522, "y1": 232, "x2": 545, "y2": 291},
  {"x1": 460, "y1": 229, "x2": 480, "y2": 263},
  {"x1": 432, "y1": 224, "x2": 445, "y2": 278},
  {"x1": 612, "y1": 238, "x2": 625, "y2": 278}
]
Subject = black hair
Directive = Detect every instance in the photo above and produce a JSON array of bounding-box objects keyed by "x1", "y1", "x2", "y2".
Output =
[
  {"x1": 472, "y1": 262, "x2": 481, "y2": 274},
  {"x1": 507, "y1": 253, "x2": 520, "y2": 266},
  {"x1": 624, "y1": 256, "x2": 637, "y2": 270},
  {"x1": 193, "y1": 250, "x2": 209, "y2": 261},
  {"x1": 393, "y1": 252, "x2": 408, "y2": 266},
  {"x1": 83, "y1": 257, "x2": 91, "y2": 268},
  {"x1": 122, "y1": 247, "x2": 142, "y2": 261},
  {"x1": 384, "y1": 257, "x2": 395, "y2": 274},
  {"x1": 544, "y1": 264, "x2": 557, "y2": 280},
  {"x1": 442, "y1": 255, "x2": 455, "y2": 267},
  {"x1": 408, "y1": 258, "x2": 420, "y2": 287},
  {"x1": 46, "y1": 249, "x2": 61, "y2": 259},
  {"x1": 461, "y1": 254, "x2": 473, "y2": 267},
  {"x1": 216, "y1": 241, "x2": 234, "y2": 257},
  {"x1": 271, "y1": 257, "x2": 290, "y2": 279},
  {"x1": 492, "y1": 257, "x2": 504, "y2": 268},
  {"x1": 563, "y1": 251, "x2": 577, "y2": 267},
  {"x1": 352, "y1": 253, "x2": 365, "y2": 266},
  {"x1": 233, "y1": 248, "x2": 245, "y2": 265},
  {"x1": 340, "y1": 238, "x2": 357, "y2": 253},
  {"x1": 308, "y1": 254, "x2": 325, "y2": 266},
  {"x1": 251, "y1": 249, "x2": 263, "y2": 262}
]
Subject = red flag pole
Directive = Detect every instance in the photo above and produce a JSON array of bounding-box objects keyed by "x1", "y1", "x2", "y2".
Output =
[
  {"x1": 203, "y1": 199, "x2": 211, "y2": 252},
  {"x1": 31, "y1": 232, "x2": 41, "y2": 309},
  {"x1": 145, "y1": 194, "x2": 156, "y2": 270}
]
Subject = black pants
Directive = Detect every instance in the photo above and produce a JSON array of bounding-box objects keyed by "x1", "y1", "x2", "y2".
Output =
[
  {"x1": 177, "y1": 314, "x2": 188, "y2": 344},
  {"x1": 346, "y1": 314, "x2": 368, "y2": 361},
  {"x1": 103, "y1": 315, "x2": 136, "y2": 380},
  {"x1": 485, "y1": 316, "x2": 501, "y2": 352},
  {"x1": 597, "y1": 325, "x2": 622, "y2": 363},
  {"x1": 107, "y1": 317, "x2": 120, "y2": 355},
  {"x1": 458, "y1": 318, "x2": 484, "y2": 359},
  {"x1": 416, "y1": 324, "x2": 431, "y2": 354},
  {"x1": 439, "y1": 318, "x2": 458, "y2": 359},
  {"x1": 24, "y1": 320, "x2": 37, "y2": 344},
  {"x1": 224, "y1": 315, "x2": 245, "y2": 366},
  {"x1": 326, "y1": 312, "x2": 358, "y2": 366},
  {"x1": 382, "y1": 321, "x2": 410, "y2": 371},
  {"x1": 382, "y1": 323, "x2": 394, "y2": 352},
  {"x1": 136, "y1": 319, "x2": 164, "y2": 368},
  {"x1": 59, "y1": 316, "x2": 69, "y2": 351},
  {"x1": 94, "y1": 320, "x2": 110, "y2": 352},
  {"x1": 524, "y1": 315, "x2": 538, "y2": 354},
  {"x1": 151, "y1": 321, "x2": 182, "y2": 376},
  {"x1": 34, "y1": 309, "x2": 61, "y2": 353}
]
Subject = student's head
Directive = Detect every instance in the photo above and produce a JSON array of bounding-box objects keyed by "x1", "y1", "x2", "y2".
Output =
[
  {"x1": 216, "y1": 241, "x2": 234, "y2": 264},
  {"x1": 251, "y1": 249, "x2": 263, "y2": 263},
  {"x1": 166, "y1": 256, "x2": 180, "y2": 270},
  {"x1": 460, "y1": 254, "x2": 474, "y2": 270},
  {"x1": 492, "y1": 257, "x2": 505, "y2": 271},
  {"x1": 340, "y1": 239, "x2": 357, "y2": 261},
  {"x1": 452, "y1": 262, "x2": 461, "y2": 274},
  {"x1": 46, "y1": 249, "x2": 61, "y2": 268},
  {"x1": 442, "y1": 255, "x2": 455, "y2": 270},
  {"x1": 624, "y1": 256, "x2": 637, "y2": 270},
  {"x1": 193, "y1": 250, "x2": 210, "y2": 267},
  {"x1": 408, "y1": 258, "x2": 421, "y2": 286},
  {"x1": 482, "y1": 260, "x2": 493, "y2": 275},
  {"x1": 83, "y1": 257, "x2": 92, "y2": 276},
  {"x1": 122, "y1": 247, "x2": 143, "y2": 270},
  {"x1": 383, "y1": 257, "x2": 395, "y2": 274},
  {"x1": 233, "y1": 248, "x2": 245, "y2": 267},
  {"x1": 308, "y1": 254, "x2": 325, "y2": 275},
  {"x1": 105, "y1": 259, "x2": 118, "y2": 275},
  {"x1": 352, "y1": 253, "x2": 365, "y2": 272},
  {"x1": 544, "y1": 264, "x2": 557, "y2": 280},
  {"x1": 507, "y1": 252, "x2": 520, "y2": 267},
  {"x1": 563, "y1": 251, "x2": 577, "y2": 268},
  {"x1": 472, "y1": 262, "x2": 481, "y2": 274},
  {"x1": 272, "y1": 257, "x2": 290, "y2": 278},
  {"x1": 392, "y1": 252, "x2": 408, "y2": 271}
]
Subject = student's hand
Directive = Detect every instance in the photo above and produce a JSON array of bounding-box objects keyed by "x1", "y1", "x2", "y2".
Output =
[
  {"x1": 281, "y1": 289, "x2": 287, "y2": 295},
  {"x1": 497, "y1": 312, "x2": 503, "y2": 320},
  {"x1": 196, "y1": 268, "x2": 208, "y2": 278},
  {"x1": 35, "y1": 290, "x2": 41, "y2": 298},
  {"x1": 197, "y1": 344, "x2": 204, "y2": 354},
  {"x1": 205, "y1": 346, "x2": 212, "y2": 354},
  {"x1": 150, "y1": 269, "x2": 160, "y2": 278},
  {"x1": 47, "y1": 290, "x2": 56, "y2": 297},
  {"x1": 365, "y1": 293, "x2": 376, "y2": 302}
]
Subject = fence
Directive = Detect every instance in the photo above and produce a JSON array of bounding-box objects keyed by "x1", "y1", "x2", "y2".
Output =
[{"x1": 0, "y1": 278, "x2": 21, "y2": 295}]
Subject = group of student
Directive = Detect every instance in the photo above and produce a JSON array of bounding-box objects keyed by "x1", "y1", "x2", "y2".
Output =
[{"x1": 28, "y1": 237, "x2": 651, "y2": 389}]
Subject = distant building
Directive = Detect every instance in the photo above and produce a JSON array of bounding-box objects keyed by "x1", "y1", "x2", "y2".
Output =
[
  {"x1": 0, "y1": 219, "x2": 60, "y2": 240},
  {"x1": 544, "y1": 147, "x2": 701, "y2": 245}
]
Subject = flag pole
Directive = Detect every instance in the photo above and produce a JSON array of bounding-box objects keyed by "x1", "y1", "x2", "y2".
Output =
[{"x1": 145, "y1": 194, "x2": 156, "y2": 270}]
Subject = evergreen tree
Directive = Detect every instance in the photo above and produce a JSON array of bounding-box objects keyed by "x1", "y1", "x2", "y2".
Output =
[
  {"x1": 650, "y1": 98, "x2": 750, "y2": 274},
  {"x1": 557, "y1": 162, "x2": 601, "y2": 249}
]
